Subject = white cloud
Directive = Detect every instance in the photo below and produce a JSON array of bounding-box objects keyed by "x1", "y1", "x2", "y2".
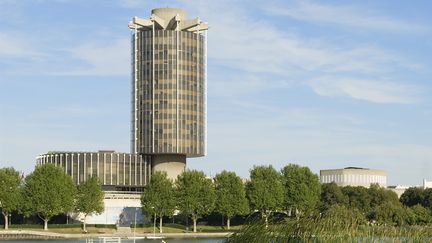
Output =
[
  {"x1": 0, "y1": 33, "x2": 44, "y2": 59},
  {"x1": 267, "y1": 1, "x2": 428, "y2": 33},
  {"x1": 307, "y1": 77, "x2": 420, "y2": 104},
  {"x1": 179, "y1": 0, "x2": 423, "y2": 104},
  {"x1": 56, "y1": 38, "x2": 130, "y2": 76}
]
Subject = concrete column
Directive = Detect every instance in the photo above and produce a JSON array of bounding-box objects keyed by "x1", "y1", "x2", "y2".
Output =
[{"x1": 151, "y1": 154, "x2": 186, "y2": 181}]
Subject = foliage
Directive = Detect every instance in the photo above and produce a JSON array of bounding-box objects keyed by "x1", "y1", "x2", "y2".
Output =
[
  {"x1": 141, "y1": 171, "x2": 176, "y2": 233},
  {"x1": 175, "y1": 170, "x2": 215, "y2": 232},
  {"x1": 368, "y1": 183, "x2": 399, "y2": 208},
  {"x1": 141, "y1": 171, "x2": 175, "y2": 217},
  {"x1": 75, "y1": 177, "x2": 104, "y2": 232},
  {"x1": 422, "y1": 188, "x2": 432, "y2": 208},
  {"x1": 342, "y1": 186, "x2": 371, "y2": 213},
  {"x1": 319, "y1": 182, "x2": 347, "y2": 211},
  {"x1": 0, "y1": 167, "x2": 22, "y2": 229},
  {"x1": 23, "y1": 164, "x2": 76, "y2": 230},
  {"x1": 246, "y1": 165, "x2": 284, "y2": 225},
  {"x1": 281, "y1": 164, "x2": 320, "y2": 215},
  {"x1": 369, "y1": 202, "x2": 413, "y2": 226},
  {"x1": 321, "y1": 204, "x2": 366, "y2": 229},
  {"x1": 400, "y1": 187, "x2": 425, "y2": 207},
  {"x1": 411, "y1": 204, "x2": 432, "y2": 225},
  {"x1": 227, "y1": 214, "x2": 432, "y2": 243},
  {"x1": 214, "y1": 170, "x2": 249, "y2": 229}
]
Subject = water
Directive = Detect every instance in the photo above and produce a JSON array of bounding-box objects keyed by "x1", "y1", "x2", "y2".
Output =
[{"x1": 0, "y1": 238, "x2": 225, "y2": 243}]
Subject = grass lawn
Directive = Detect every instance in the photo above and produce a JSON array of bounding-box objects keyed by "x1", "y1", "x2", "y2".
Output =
[
  {"x1": 1, "y1": 224, "x2": 116, "y2": 234},
  {"x1": 134, "y1": 223, "x2": 242, "y2": 233}
]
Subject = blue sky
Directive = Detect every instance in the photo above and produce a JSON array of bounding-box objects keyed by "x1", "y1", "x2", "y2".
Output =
[{"x1": 0, "y1": 0, "x2": 431, "y2": 185}]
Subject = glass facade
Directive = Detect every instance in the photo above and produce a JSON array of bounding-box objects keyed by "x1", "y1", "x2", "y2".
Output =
[
  {"x1": 36, "y1": 151, "x2": 151, "y2": 190},
  {"x1": 131, "y1": 28, "x2": 206, "y2": 158}
]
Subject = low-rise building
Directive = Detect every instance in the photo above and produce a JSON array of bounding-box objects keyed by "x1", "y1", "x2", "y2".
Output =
[
  {"x1": 36, "y1": 150, "x2": 151, "y2": 225},
  {"x1": 320, "y1": 167, "x2": 387, "y2": 188},
  {"x1": 387, "y1": 185, "x2": 410, "y2": 198}
]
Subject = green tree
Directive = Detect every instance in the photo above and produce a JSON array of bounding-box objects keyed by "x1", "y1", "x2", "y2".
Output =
[
  {"x1": 75, "y1": 177, "x2": 104, "y2": 232},
  {"x1": 400, "y1": 187, "x2": 425, "y2": 207},
  {"x1": 246, "y1": 165, "x2": 284, "y2": 227},
  {"x1": 175, "y1": 170, "x2": 215, "y2": 233},
  {"x1": 368, "y1": 183, "x2": 399, "y2": 208},
  {"x1": 422, "y1": 188, "x2": 432, "y2": 208},
  {"x1": 214, "y1": 170, "x2": 249, "y2": 229},
  {"x1": 341, "y1": 186, "x2": 371, "y2": 213},
  {"x1": 319, "y1": 182, "x2": 347, "y2": 212},
  {"x1": 281, "y1": 164, "x2": 320, "y2": 216},
  {"x1": 411, "y1": 204, "x2": 432, "y2": 225},
  {"x1": 23, "y1": 164, "x2": 76, "y2": 230},
  {"x1": 0, "y1": 167, "x2": 21, "y2": 230},
  {"x1": 141, "y1": 171, "x2": 175, "y2": 233},
  {"x1": 369, "y1": 202, "x2": 412, "y2": 226}
]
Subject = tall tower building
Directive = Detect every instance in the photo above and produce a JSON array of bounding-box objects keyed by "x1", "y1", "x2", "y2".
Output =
[{"x1": 128, "y1": 8, "x2": 208, "y2": 180}]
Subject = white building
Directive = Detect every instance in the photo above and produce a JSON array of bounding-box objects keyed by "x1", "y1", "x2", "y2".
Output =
[
  {"x1": 71, "y1": 192, "x2": 147, "y2": 225},
  {"x1": 320, "y1": 167, "x2": 387, "y2": 188}
]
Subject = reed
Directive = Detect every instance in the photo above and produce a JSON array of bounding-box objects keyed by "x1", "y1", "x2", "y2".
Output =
[{"x1": 226, "y1": 215, "x2": 432, "y2": 242}]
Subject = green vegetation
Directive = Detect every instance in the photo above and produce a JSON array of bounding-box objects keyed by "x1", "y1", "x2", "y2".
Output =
[
  {"x1": 175, "y1": 170, "x2": 215, "y2": 233},
  {"x1": 22, "y1": 164, "x2": 76, "y2": 230},
  {"x1": 0, "y1": 167, "x2": 22, "y2": 230},
  {"x1": 214, "y1": 170, "x2": 249, "y2": 229},
  {"x1": 246, "y1": 165, "x2": 284, "y2": 228},
  {"x1": 281, "y1": 164, "x2": 321, "y2": 216},
  {"x1": 3, "y1": 162, "x2": 432, "y2": 241},
  {"x1": 141, "y1": 171, "x2": 175, "y2": 233},
  {"x1": 75, "y1": 176, "x2": 104, "y2": 232}
]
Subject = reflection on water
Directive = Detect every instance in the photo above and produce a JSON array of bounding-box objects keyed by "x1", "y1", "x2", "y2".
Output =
[{"x1": 1, "y1": 238, "x2": 225, "y2": 243}]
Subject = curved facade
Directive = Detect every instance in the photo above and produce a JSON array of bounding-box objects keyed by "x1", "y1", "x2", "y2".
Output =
[
  {"x1": 130, "y1": 8, "x2": 208, "y2": 158},
  {"x1": 129, "y1": 8, "x2": 208, "y2": 180},
  {"x1": 36, "y1": 151, "x2": 151, "y2": 191},
  {"x1": 320, "y1": 167, "x2": 387, "y2": 188}
]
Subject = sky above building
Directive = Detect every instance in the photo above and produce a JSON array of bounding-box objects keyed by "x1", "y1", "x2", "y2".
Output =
[{"x1": 1, "y1": 0, "x2": 431, "y2": 186}]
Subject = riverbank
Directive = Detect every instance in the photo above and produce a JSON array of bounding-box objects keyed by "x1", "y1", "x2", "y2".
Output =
[{"x1": 0, "y1": 230, "x2": 232, "y2": 240}]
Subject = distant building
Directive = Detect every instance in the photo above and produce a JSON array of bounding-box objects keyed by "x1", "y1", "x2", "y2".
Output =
[
  {"x1": 423, "y1": 179, "x2": 432, "y2": 189},
  {"x1": 387, "y1": 179, "x2": 432, "y2": 199},
  {"x1": 387, "y1": 185, "x2": 410, "y2": 198},
  {"x1": 320, "y1": 167, "x2": 387, "y2": 188}
]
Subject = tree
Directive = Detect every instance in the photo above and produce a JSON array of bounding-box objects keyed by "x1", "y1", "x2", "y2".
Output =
[
  {"x1": 369, "y1": 202, "x2": 412, "y2": 226},
  {"x1": 175, "y1": 170, "x2": 215, "y2": 233},
  {"x1": 400, "y1": 187, "x2": 425, "y2": 207},
  {"x1": 341, "y1": 186, "x2": 371, "y2": 213},
  {"x1": 411, "y1": 204, "x2": 432, "y2": 225},
  {"x1": 141, "y1": 171, "x2": 175, "y2": 233},
  {"x1": 23, "y1": 164, "x2": 76, "y2": 230},
  {"x1": 319, "y1": 182, "x2": 347, "y2": 212},
  {"x1": 75, "y1": 177, "x2": 104, "y2": 232},
  {"x1": 281, "y1": 164, "x2": 320, "y2": 216},
  {"x1": 368, "y1": 183, "x2": 399, "y2": 208},
  {"x1": 422, "y1": 188, "x2": 432, "y2": 208},
  {"x1": 214, "y1": 170, "x2": 249, "y2": 230},
  {"x1": 246, "y1": 165, "x2": 284, "y2": 227},
  {"x1": 0, "y1": 167, "x2": 21, "y2": 230}
]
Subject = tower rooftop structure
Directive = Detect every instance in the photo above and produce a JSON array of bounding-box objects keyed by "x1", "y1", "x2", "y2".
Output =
[{"x1": 128, "y1": 8, "x2": 208, "y2": 32}]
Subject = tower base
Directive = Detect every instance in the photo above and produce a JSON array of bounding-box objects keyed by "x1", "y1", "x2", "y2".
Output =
[{"x1": 151, "y1": 154, "x2": 186, "y2": 181}]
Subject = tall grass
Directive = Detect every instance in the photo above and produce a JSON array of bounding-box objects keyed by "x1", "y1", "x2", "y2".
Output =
[{"x1": 226, "y1": 216, "x2": 432, "y2": 242}]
